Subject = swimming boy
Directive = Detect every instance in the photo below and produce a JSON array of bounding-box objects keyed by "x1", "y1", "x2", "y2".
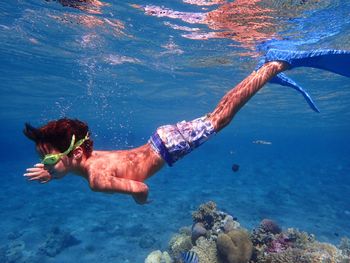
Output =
[{"x1": 24, "y1": 49, "x2": 350, "y2": 204}]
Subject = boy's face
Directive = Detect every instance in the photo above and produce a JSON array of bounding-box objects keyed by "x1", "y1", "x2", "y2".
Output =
[{"x1": 36, "y1": 143, "x2": 71, "y2": 178}]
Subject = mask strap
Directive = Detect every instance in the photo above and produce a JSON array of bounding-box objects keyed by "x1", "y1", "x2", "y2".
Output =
[{"x1": 61, "y1": 134, "x2": 76, "y2": 156}]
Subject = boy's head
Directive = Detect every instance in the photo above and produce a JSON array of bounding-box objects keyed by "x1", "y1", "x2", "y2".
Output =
[{"x1": 24, "y1": 118, "x2": 94, "y2": 162}]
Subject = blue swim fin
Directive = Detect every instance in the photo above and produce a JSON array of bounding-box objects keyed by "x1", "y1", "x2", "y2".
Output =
[
  {"x1": 271, "y1": 72, "x2": 320, "y2": 113},
  {"x1": 258, "y1": 49, "x2": 350, "y2": 112},
  {"x1": 265, "y1": 49, "x2": 350, "y2": 77}
]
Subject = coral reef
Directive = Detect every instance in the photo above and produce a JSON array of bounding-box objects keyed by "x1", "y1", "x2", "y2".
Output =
[{"x1": 145, "y1": 202, "x2": 350, "y2": 263}]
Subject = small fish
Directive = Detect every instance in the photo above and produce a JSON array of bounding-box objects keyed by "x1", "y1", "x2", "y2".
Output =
[
  {"x1": 232, "y1": 164, "x2": 240, "y2": 172},
  {"x1": 181, "y1": 251, "x2": 199, "y2": 263},
  {"x1": 252, "y1": 140, "x2": 272, "y2": 145}
]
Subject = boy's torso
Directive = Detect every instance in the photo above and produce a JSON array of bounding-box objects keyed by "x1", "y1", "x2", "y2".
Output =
[{"x1": 87, "y1": 143, "x2": 164, "y2": 182}]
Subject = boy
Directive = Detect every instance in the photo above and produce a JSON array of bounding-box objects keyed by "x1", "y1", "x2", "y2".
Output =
[{"x1": 24, "y1": 49, "x2": 350, "y2": 204}]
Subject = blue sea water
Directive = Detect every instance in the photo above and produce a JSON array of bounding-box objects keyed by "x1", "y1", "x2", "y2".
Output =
[{"x1": 1, "y1": 0, "x2": 350, "y2": 262}]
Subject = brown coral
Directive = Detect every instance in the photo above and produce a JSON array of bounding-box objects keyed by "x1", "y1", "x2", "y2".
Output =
[{"x1": 217, "y1": 229, "x2": 253, "y2": 263}]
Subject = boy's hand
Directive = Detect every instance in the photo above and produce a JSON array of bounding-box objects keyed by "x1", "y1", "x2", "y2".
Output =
[{"x1": 24, "y1": 163, "x2": 52, "y2": 183}]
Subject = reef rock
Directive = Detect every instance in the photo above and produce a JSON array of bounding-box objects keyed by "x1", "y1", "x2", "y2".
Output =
[
  {"x1": 191, "y1": 222, "x2": 207, "y2": 243},
  {"x1": 339, "y1": 237, "x2": 350, "y2": 257},
  {"x1": 0, "y1": 241, "x2": 26, "y2": 263},
  {"x1": 217, "y1": 229, "x2": 253, "y2": 263},
  {"x1": 37, "y1": 227, "x2": 80, "y2": 257},
  {"x1": 139, "y1": 233, "x2": 157, "y2": 249},
  {"x1": 144, "y1": 250, "x2": 172, "y2": 263}
]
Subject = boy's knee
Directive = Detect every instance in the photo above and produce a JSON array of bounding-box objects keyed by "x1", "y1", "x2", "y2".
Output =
[{"x1": 208, "y1": 114, "x2": 230, "y2": 133}]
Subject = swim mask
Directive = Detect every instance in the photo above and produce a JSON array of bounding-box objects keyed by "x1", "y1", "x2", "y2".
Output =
[{"x1": 41, "y1": 133, "x2": 89, "y2": 165}]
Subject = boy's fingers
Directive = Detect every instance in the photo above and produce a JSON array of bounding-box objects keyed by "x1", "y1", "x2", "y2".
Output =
[
  {"x1": 40, "y1": 179, "x2": 49, "y2": 184},
  {"x1": 26, "y1": 167, "x2": 43, "y2": 172},
  {"x1": 28, "y1": 175, "x2": 47, "y2": 181},
  {"x1": 28, "y1": 176, "x2": 41, "y2": 181},
  {"x1": 34, "y1": 163, "x2": 44, "y2": 168},
  {"x1": 24, "y1": 171, "x2": 40, "y2": 177},
  {"x1": 24, "y1": 171, "x2": 47, "y2": 178}
]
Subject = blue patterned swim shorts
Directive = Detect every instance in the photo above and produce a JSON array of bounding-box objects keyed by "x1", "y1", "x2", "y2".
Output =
[{"x1": 149, "y1": 115, "x2": 216, "y2": 166}]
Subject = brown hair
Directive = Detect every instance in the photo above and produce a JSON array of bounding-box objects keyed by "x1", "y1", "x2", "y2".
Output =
[{"x1": 23, "y1": 118, "x2": 93, "y2": 157}]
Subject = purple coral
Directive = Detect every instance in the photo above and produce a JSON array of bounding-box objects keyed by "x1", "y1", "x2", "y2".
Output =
[
  {"x1": 259, "y1": 219, "x2": 282, "y2": 235},
  {"x1": 267, "y1": 234, "x2": 293, "y2": 253}
]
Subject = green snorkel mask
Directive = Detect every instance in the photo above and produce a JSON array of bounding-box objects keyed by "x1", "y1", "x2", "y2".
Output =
[{"x1": 41, "y1": 133, "x2": 89, "y2": 166}]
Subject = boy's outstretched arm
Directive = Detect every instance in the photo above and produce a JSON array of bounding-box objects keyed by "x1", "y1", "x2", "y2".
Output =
[{"x1": 89, "y1": 174, "x2": 150, "y2": 204}]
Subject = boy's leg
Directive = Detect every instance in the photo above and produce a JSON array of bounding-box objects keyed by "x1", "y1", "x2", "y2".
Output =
[
  {"x1": 208, "y1": 61, "x2": 288, "y2": 132},
  {"x1": 150, "y1": 49, "x2": 349, "y2": 166}
]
